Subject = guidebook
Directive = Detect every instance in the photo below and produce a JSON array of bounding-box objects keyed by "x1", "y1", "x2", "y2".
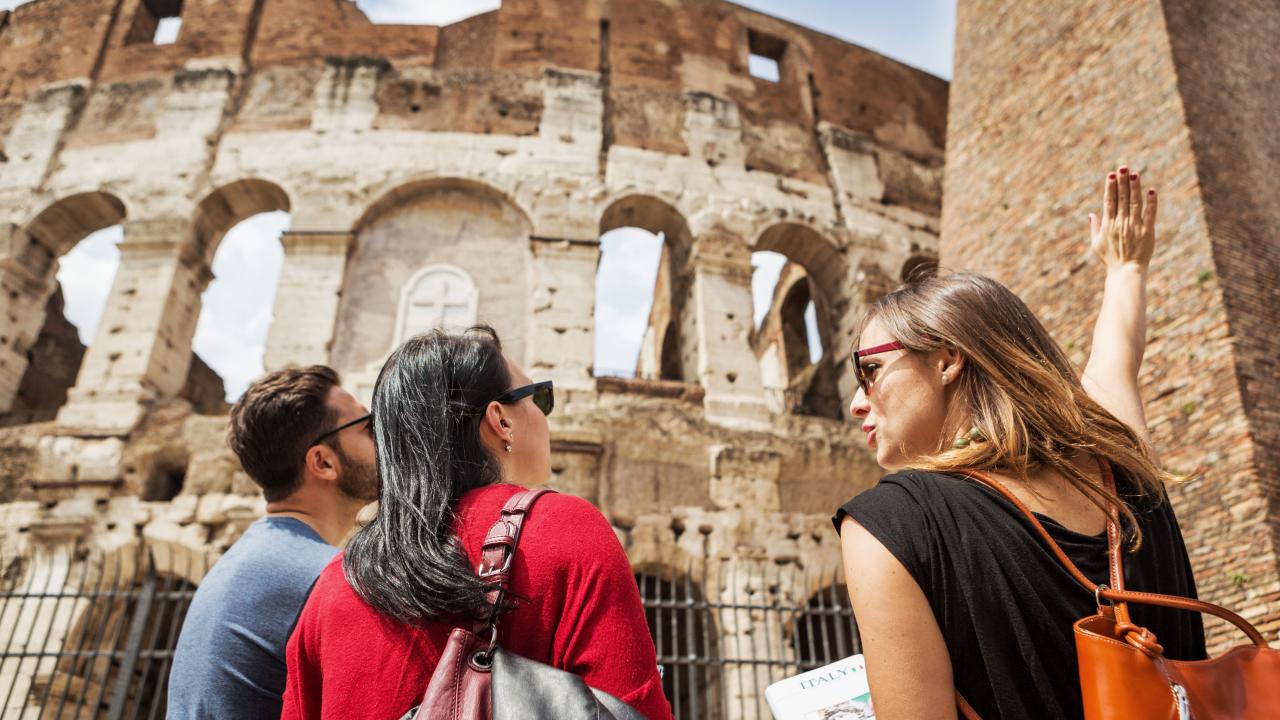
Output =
[{"x1": 764, "y1": 655, "x2": 874, "y2": 720}]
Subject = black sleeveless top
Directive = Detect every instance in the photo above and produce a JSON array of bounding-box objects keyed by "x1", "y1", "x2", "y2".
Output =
[{"x1": 833, "y1": 469, "x2": 1206, "y2": 720}]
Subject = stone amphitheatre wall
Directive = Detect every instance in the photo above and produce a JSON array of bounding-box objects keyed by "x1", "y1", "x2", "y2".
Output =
[{"x1": 0, "y1": 0, "x2": 946, "y2": 710}]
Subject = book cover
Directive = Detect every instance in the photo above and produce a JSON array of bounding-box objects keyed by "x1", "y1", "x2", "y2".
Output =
[{"x1": 764, "y1": 655, "x2": 874, "y2": 720}]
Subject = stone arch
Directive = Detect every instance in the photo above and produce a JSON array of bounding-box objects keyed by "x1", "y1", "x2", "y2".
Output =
[
  {"x1": 354, "y1": 176, "x2": 533, "y2": 234},
  {"x1": 632, "y1": 564, "x2": 720, "y2": 719},
  {"x1": 597, "y1": 195, "x2": 696, "y2": 382},
  {"x1": 191, "y1": 178, "x2": 291, "y2": 264},
  {"x1": 751, "y1": 222, "x2": 847, "y2": 419},
  {"x1": 0, "y1": 192, "x2": 129, "y2": 417},
  {"x1": 333, "y1": 178, "x2": 533, "y2": 393}
]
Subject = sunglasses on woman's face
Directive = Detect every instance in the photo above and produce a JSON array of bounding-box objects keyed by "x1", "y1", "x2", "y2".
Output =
[
  {"x1": 851, "y1": 341, "x2": 905, "y2": 395},
  {"x1": 494, "y1": 381, "x2": 554, "y2": 416}
]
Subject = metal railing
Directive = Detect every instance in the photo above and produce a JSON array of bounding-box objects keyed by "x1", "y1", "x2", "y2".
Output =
[
  {"x1": 0, "y1": 546, "x2": 197, "y2": 720},
  {"x1": 636, "y1": 561, "x2": 859, "y2": 720},
  {"x1": 0, "y1": 549, "x2": 855, "y2": 720}
]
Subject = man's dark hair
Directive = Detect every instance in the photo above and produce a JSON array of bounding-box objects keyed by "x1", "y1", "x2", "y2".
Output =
[{"x1": 228, "y1": 365, "x2": 341, "y2": 502}]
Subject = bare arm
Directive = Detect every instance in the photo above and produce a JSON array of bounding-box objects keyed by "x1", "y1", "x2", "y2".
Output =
[
  {"x1": 841, "y1": 517, "x2": 957, "y2": 720},
  {"x1": 1081, "y1": 167, "x2": 1157, "y2": 447}
]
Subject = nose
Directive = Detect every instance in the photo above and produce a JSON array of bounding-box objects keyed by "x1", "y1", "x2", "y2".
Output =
[{"x1": 849, "y1": 385, "x2": 870, "y2": 419}]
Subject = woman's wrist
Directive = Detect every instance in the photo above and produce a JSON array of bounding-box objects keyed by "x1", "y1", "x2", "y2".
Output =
[{"x1": 1103, "y1": 261, "x2": 1149, "y2": 280}]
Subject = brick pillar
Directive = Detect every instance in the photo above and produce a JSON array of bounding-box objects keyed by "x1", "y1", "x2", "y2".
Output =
[
  {"x1": 263, "y1": 231, "x2": 353, "y2": 371},
  {"x1": 57, "y1": 219, "x2": 209, "y2": 436},
  {"x1": 687, "y1": 232, "x2": 769, "y2": 428},
  {"x1": 0, "y1": 224, "x2": 56, "y2": 413},
  {"x1": 714, "y1": 557, "x2": 790, "y2": 720},
  {"x1": 527, "y1": 237, "x2": 599, "y2": 392},
  {"x1": 946, "y1": 0, "x2": 1280, "y2": 648}
]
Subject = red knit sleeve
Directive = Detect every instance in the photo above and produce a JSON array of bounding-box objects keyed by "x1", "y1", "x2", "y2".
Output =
[{"x1": 533, "y1": 494, "x2": 674, "y2": 720}]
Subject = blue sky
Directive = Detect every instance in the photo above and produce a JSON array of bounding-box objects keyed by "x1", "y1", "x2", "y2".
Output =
[{"x1": 25, "y1": 0, "x2": 955, "y2": 398}]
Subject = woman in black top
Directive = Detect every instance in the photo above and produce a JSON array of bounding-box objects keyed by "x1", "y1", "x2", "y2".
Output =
[{"x1": 834, "y1": 167, "x2": 1206, "y2": 719}]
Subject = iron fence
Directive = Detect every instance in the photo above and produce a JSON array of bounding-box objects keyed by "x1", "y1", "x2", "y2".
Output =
[
  {"x1": 0, "y1": 545, "x2": 197, "y2": 720},
  {"x1": 637, "y1": 560, "x2": 859, "y2": 720},
  {"x1": 0, "y1": 549, "x2": 854, "y2": 720}
]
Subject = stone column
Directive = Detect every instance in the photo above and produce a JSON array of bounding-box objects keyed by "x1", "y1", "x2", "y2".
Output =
[
  {"x1": 687, "y1": 232, "x2": 769, "y2": 428},
  {"x1": 0, "y1": 223, "x2": 56, "y2": 413},
  {"x1": 0, "y1": 516, "x2": 93, "y2": 718},
  {"x1": 57, "y1": 219, "x2": 209, "y2": 436},
  {"x1": 527, "y1": 237, "x2": 599, "y2": 393},
  {"x1": 714, "y1": 557, "x2": 791, "y2": 720},
  {"x1": 263, "y1": 231, "x2": 353, "y2": 371}
]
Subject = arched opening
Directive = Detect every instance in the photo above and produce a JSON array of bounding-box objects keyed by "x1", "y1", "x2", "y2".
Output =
[
  {"x1": 336, "y1": 179, "x2": 533, "y2": 402},
  {"x1": 192, "y1": 211, "x2": 288, "y2": 405},
  {"x1": 750, "y1": 224, "x2": 846, "y2": 419},
  {"x1": 635, "y1": 570, "x2": 719, "y2": 719},
  {"x1": 596, "y1": 196, "x2": 695, "y2": 383},
  {"x1": 791, "y1": 583, "x2": 860, "y2": 671},
  {"x1": 0, "y1": 193, "x2": 126, "y2": 425}
]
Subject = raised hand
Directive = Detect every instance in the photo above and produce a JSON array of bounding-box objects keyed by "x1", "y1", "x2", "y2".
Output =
[{"x1": 1088, "y1": 166, "x2": 1157, "y2": 271}]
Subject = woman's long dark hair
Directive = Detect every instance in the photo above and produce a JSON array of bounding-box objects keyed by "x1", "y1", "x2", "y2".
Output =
[{"x1": 344, "y1": 326, "x2": 512, "y2": 625}]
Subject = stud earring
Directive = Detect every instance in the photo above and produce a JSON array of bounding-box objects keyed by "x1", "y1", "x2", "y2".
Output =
[
  {"x1": 953, "y1": 425, "x2": 985, "y2": 449},
  {"x1": 504, "y1": 443, "x2": 513, "y2": 453}
]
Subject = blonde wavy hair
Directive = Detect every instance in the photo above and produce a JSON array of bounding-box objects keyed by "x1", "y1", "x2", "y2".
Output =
[{"x1": 861, "y1": 272, "x2": 1174, "y2": 548}]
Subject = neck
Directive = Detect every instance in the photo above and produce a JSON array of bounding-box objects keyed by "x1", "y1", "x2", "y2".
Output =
[{"x1": 265, "y1": 493, "x2": 366, "y2": 547}]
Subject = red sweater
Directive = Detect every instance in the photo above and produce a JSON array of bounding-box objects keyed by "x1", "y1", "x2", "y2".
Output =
[{"x1": 282, "y1": 484, "x2": 673, "y2": 720}]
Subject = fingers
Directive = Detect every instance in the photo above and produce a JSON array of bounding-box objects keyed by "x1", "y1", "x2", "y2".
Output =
[
  {"x1": 1104, "y1": 173, "x2": 1118, "y2": 220},
  {"x1": 1142, "y1": 187, "x2": 1158, "y2": 235},
  {"x1": 1129, "y1": 172, "x2": 1143, "y2": 219},
  {"x1": 1116, "y1": 166, "x2": 1131, "y2": 220}
]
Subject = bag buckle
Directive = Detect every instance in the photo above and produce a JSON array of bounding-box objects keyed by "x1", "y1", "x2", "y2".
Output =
[
  {"x1": 478, "y1": 551, "x2": 513, "y2": 579},
  {"x1": 1094, "y1": 583, "x2": 1114, "y2": 608}
]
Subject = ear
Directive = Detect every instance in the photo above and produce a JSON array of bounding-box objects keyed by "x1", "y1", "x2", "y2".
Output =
[
  {"x1": 480, "y1": 401, "x2": 510, "y2": 444},
  {"x1": 937, "y1": 346, "x2": 965, "y2": 385},
  {"x1": 302, "y1": 444, "x2": 340, "y2": 485}
]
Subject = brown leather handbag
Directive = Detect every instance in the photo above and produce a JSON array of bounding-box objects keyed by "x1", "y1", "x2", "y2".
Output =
[
  {"x1": 400, "y1": 488, "x2": 645, "y2": 720},
  {"x1": 957, "y1": 468, "x2": 1280, "y2": 720}
]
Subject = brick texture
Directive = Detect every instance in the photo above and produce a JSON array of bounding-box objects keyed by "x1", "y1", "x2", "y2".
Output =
[{"x1": 944, "y1": 0, "x2": 1280, "y2": 650}]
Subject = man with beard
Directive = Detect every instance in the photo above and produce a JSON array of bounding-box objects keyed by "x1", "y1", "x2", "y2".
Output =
[{"x1": 168, "y1": 366, "x2": 377, "y2": 720}]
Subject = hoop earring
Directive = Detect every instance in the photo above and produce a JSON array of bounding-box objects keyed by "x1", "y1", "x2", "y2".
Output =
[{"x1": 953, "y1": 425, "x2": 985, "y2": 449}]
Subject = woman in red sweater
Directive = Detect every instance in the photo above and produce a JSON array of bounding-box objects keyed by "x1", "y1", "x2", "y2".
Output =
[{"x1": 281, "y1": 327, "x2": 672, "y2": 720}]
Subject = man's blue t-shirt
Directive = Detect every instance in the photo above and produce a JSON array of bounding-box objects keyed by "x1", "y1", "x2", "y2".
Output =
[{"x1": 167, "y1": 516, "x2": 338, "y2": 720}]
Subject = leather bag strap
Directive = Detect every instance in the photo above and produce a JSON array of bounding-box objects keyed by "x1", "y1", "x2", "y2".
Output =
[
  {"x1": 472, "y1": 488, "x2": 556, "y2": 636},
  {"x1": 961, "y1": 466, "x2": 1267, "y2": 647}
]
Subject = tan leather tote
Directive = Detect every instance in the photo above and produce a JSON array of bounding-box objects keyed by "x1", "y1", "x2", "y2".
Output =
[{"x1": 959, "y1": 468, "x2": 1280, "y2": 720}]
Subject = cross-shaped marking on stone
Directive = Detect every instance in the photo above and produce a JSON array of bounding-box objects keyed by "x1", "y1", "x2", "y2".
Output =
[{"x1": 410, "y1": 275, "x2": 471, "y2": 329}]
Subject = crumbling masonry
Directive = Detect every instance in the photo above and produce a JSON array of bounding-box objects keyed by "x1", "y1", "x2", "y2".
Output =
[{"x1": 0, "y1": 0, "x2": 945, "y2": 715}]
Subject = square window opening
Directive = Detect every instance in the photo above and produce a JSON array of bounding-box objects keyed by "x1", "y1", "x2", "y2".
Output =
[
  {"x1": 124, "y1": 0, "x2": 184, "y2": 46},
  {"x1": 747, "y1": 29, "x2": 787, "y2": 83},
  {"x1": 153, "y1": 16, "x2": 182, "y2": 45}
]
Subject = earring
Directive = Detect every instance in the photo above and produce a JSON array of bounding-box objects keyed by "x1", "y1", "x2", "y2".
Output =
[
  {"x1": 504, "y1": 443, "x2": 512, "y2": 453},
  {"x1": 953, "y1": 425, "x2": 985, "y2": 449}
]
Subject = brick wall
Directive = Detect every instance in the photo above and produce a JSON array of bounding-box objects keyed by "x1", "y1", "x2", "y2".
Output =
[{"x1": 945, "y1": 0, "x2": 1280, "y2": 649}]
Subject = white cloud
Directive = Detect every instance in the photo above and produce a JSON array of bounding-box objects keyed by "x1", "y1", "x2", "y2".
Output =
[
  {"x1": 191, "y1": 211, "x2": 288, "y2": 402},
  {"x1": 594, "y1": 228, "x2": 663, "y2": 375},
  {"x1": 354, "y1": 0, "x2": 500, "y2": 25},
  {"x1": 751, "y1": 251, "x2": 786, "y2": 329},
  {"x1": 57, "y1": 225, "x2": 123, "y2": 346}
]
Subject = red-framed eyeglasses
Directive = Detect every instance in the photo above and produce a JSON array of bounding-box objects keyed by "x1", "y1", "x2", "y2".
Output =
[{"x1": 851, "y1": 341, "x2": 906, "y2": 394}]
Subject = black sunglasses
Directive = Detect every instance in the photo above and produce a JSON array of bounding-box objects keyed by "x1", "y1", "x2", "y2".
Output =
[
  {"x1": 312, "y1": 414, "x2": 371, "y2": 446},
  {"x1": 494, "y1": 381, "x2": 554, "y2": 416}
]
